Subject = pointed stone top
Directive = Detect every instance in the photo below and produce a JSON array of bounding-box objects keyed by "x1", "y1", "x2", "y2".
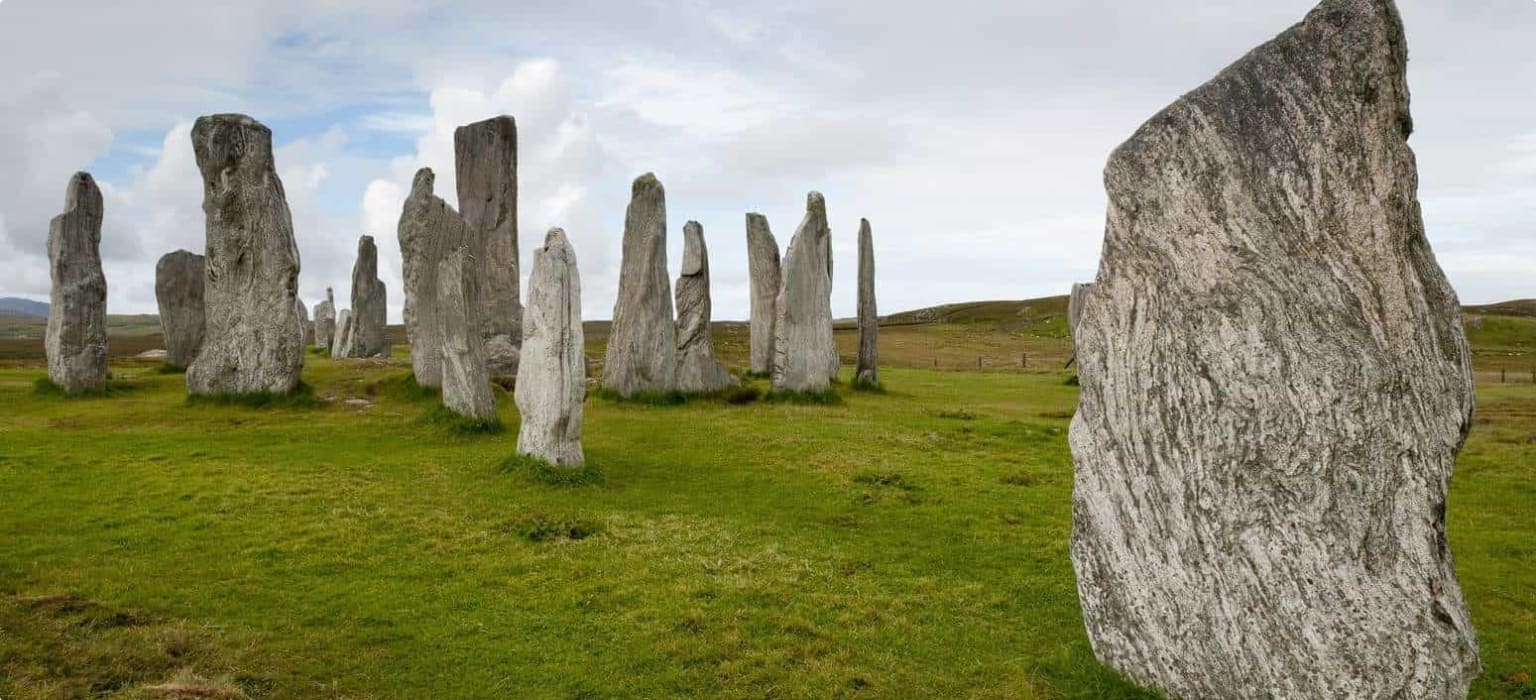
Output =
[
  {"x1": 193, "y1": 113, "x2": 270, "y2": 134},
  {"x1": 681, "y1": 221, "x2": 706, "y2": 277},
  {"x1": 63, "y1": 172, "x2": 101, "y2": 212},
  {"x1": 746, "y1": 212, "x2": 767, "y2": 224},
  {"x1": 544, "y1": 227, "x2": 568, "y2": 247},
  {"x1": 806, "y1": 191, "x2": 826, "y2": 216},
  {"x1": 359, "y1": 234, "x2": 376, "y2": 248},
  {"x1": 542, "y1": 227, "x2": 575, "y2": 263},
  {"x1": 411, "y1": 167, "x2": 436, "y2": 195},
  {"x1": 632, "y1": 172, "x2": 663, "y2": 196},
  {"x1": 859, "y1": 218, "x2": 871, "y2": 232}
]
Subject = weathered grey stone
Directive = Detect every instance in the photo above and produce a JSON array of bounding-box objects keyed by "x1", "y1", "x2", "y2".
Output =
[
  {"x1": 398, "y1": 168, "x2": 469, "y2": 388},
  {"x1": 1068, "y1": 282, "x2": 1091, "y2": 338},
  {"x1": 674, "y1": 221, "x2": 738, "y2": 394},
  {"x1": 45, "y1": 172, "x2": 107, "y2": 393},
  {"x1": 295, "y1": 296, "x2": 309, "y2": 347},
  {"x1": 313, "y1": 288, "x2": 336, "y2": 351},
  {"x1": 455, "y1": 116, "x2": 522, "y2": 376},
  {"x1": 349, "y1": 235, "x2": 389, "y2": 358},
  {"x1": 601, "y1": 173, "x2": 675, "y2": 396},
  {"x1": 855, "y1": 219, "x2": 878, "y2": 386},
  {"x1": 186, "y1": 114, "x2": 304, "y2": 395},
  {"x1": 746, "y1": 213, "x2": 780, "y2": 376},
  {"x1": 436, "y1": 246, "x2": 497, "y2": 421},
  {"x1": 331, "y1": 309, "x2": 354, "y2": 359},
  {"x1": 516, "y1": 228, "x2": 585, "y2": 466},
  {"x1": 1069, "y1": 1, "x2": 1480, "y2": 697},
  {"x1": 154, "y1": 249, "x2": 205, "y2": 370},
  {"x1": 772, "y1": 192, "x2": 836, "y2": 392}
]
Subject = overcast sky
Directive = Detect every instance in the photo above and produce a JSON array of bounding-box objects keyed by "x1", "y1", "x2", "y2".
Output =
[{"x1": 0, "y1": 0, "x2": 1531, "y2": 322}]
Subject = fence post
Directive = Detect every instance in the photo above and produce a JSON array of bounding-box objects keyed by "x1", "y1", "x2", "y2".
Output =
[
  {"x1": 977, "y1": 356, "x2": 983, "y2": 369},
  {"x1": 1021, "y1": 353, "x2": 1027, "y2": 368},
  {"x1": 1501, "y1": 368, "x2": 1507, "y2": 383}
]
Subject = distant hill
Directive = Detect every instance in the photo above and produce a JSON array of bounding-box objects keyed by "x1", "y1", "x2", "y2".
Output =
[
  {"x1": 1464, "y1": 299, "x2": 1536, "y2": 318},
  {"x1": 0, "y1": 297, "x2": 48, "y2": 318}
]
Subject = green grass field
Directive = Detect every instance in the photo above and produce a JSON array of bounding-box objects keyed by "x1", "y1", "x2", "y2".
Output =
[{"x1": 2, "y1": 351, "x2": 1533, "y2": 699}]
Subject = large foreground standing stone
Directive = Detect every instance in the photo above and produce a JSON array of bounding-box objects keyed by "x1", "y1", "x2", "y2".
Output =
[
  {"x1": 746, "y1": 213, "x2": 780, "y2": 376},
  {"x1": 602, "y1": 173, "x2": 675, "y2": 397},
  {"x1": 674, "y1": 221, "x2": 738, "y2": 393},
  {"x1": 455, "y1": 116, "x2": 522, "y2": 376},
  {"x1": 350, "y1": 235, "x2": 389, "y2": 358},
  {"x1": 516, "y1": 228, "x2": 585, "y2": 466},
  {"x1": 331, "y1": 309, "x2": 354, "y2": 359},
  {"x1": 1069, "y1": 1, "x2": 1481, "y2": 697},
  {"x1": 855, "y1": 219, "x2": 878, "y2": 386},
  {"x1": 154, "y1": 249, "x2": 205, "y2": 370},
  {"x1": 45, "y1": 172, "x2": 107, "y2": 393},
  {"x1": 772, "y1": 192, "x2": 836, "y2": 392},
  {"x1": 313, "y1": 288, "x2": 336, "y2": 351},
  {"x1": 186, "y1": 114, "x2": 304, "y2": 395},
  {"x1": 398, "y1": 168, "x2": 469, "y2": 388},
  {"x1": 436, "y1": 246, "x2": 497, "y2": 421}
]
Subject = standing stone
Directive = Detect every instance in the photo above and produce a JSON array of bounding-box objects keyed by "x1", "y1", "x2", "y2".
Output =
[
  {"x1": 295, "y1": 296, "x2": 309, "y2": 347},
  {"x1": 674, "y1": 221, "x2": 738, "y2": 394},
  {"x1": 772, "y1": 192, "x2": 836, "y2": 392},
  {"x1": 45, "y1": 172, "x2": 107, "y2": 393},
  {"x1": 1069, "y1": 1, "x2": 1480, "y2": 697},
  {"x1": 398, "y1": 168, "x2": 469, "y2": 388},
  {"x1": 154, "y1": 249, "x2": 205, "y2": 370},
  {"x1": 313, "y1": 288, "x2": 336, "y2": 352},
  {"x1": 855, "y1": 219, "x2": 878, "y2": 386},
  {"x1": 601, "y1": 173, "x2": 675, "y2": 397},
  {"x1": 350, "y1": 235, "x2": 389, "y2": 358},
  {"x1": 746, "y1": 213, "x2": 780, "y2": 376},
  {"x1": 186, "y1": 114, "x2": 304, "y2": 395},
  {"x1": 436, "y1": 246, "x2": 497, "y2": 421},
  {"x1": 455, "y1": 116, "x2": 522, "y2": 376},
  {"x1": 516, "y1": 228, "x2": 585, "y2": 466},
  {"x1": 1068, "y1": 282, "x2": 1091, "y2": 338},
  {"x1": 331, "y1": 309, "x2": 354, "y2": 359}
]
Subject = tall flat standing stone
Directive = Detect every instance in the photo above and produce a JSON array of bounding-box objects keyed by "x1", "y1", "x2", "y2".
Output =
[
  {"x1": 602, "y1": 173, "x2": 675, "y2": 397},
  {"x1": 1069, "y1": 1, "x2": 1480, "y2": 697},
  {"x1": 45, "y1": 172, "x2": 107, "y2": 393},
  {"x1": 674, "y1": 221, "x2": 738, "y2": 394},
  {"x1": 295, "y1": 296, "x2": 310, "y2": 347},
  {"x1": 398, "y1": 168, "x2": 469, "y2": 388},
  {"x1": 350, "y1": 235, "x2": 389, "y2": 358},
  {"x1": 746, "y1": 213, "x2": 780, "y2": 376},
  {"x1": 455, "y1": 116, "x2": 522, "y2": 376},
  {"x1": 154, "y1": 249, "x2": 205, "y2": 370},
  {"x1": 516, "y1": 228, "x2": 585, "y2": 466},
  {"x1": 331, "y1": 309, "x2": 354, "y2": 359},
  {"x1": 772, "y1": 192, "x2": 836, "y2": 392},
  {"x1": 436, "y1": 246, "x2": 497, "y2": 421},
  {"x1": 313, "y1": 288, "x2": 336, "y2": 352},
  {"x1": 854, "y1": 219, "x2": 878, "y2": 385},
  {"x1": 186, "y1": 114, "x2": 304, "y2": 395}
]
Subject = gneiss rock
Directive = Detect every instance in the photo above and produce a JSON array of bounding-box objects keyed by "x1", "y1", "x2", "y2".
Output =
[
  {"x1": 436, "y1": 246, "x2": 497, "y2": 421},
  {"x1": 313, "y1": 288, "x2": 336, "y2": 351},
  {"x1": 154, "y1": 249, "x2": 205, "y2": 370},
  {"x1": 745, "y1": 213, "x2": 780, "y2": 376},
  {"x1": 186, "y1": 114, "x2": 304, "y2": 396},
  {"x1": 601, "y1": 173, "x2": 675, "y2": 397},
  {"x1": 516, "y1": 228, "x2": 585, "y2": 466},
  {"x1": 772, "y1": 192, "x2": 836, "y2": 392},
  {"x1": 455, "y1": 116, "x2": 522, "y2": 376},
  {"x1": 349, "y1": 235, "x2": 389, "y2": 358},
  {"x1": 398, "y1": 168, "x2": 469, "y2": 388},
  {"x1": 855, "y1": 218, "x2": 878, "y2": 386},
  {"x1": 45, "y1": 172, "x2": 108, "y2": 393},
  {"x1": 1068, "y1": 1, "x2": 1480, "y2": 697},
  {"x1": 331, "y1": 309, "x2": 354, "y2": 359},
  {"x1": 1068, "y1": 282, "x2": 1091, "y2": 338},
  {"x1": 295, "y1": 295, "x2": 310, "y2": 347},
  {"x1": 674, "y1": 221, "x2": 738, "y2": 393}
]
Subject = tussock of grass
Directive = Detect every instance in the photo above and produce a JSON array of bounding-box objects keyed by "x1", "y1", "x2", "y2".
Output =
[
  {"x1": 764, "y1": 388, "x2": 843, "y2": 405},
  {"x1": 32, "y1": 377, "x2": 139, "y2": 398},
  {"x1": 590, "y1": 385, "x2": 688, "y2": 406},
  {"x1": 418, "y1": 403, "x2": 503, "y2": 434},
  {"x1": 156, "y1": 364, "x2": 188, "y2": 375},
  {"x1": 502, "y1": 510, "x2": 603, "y2": 542},
  {"x1": 851, "y1": 378, "x2": 886, "y2": 393},
  {"x1": 501, "y1": 453, "x2": 604, "y2": 487},
  {"x1": 1064, "y1": 374, "x2": 1080, "y2": 386},
  {"x1": 852, "y1": 470, "x2": 919, "y2": 492},
  {"x1": 1000, "y1": 471, "x2": 1044, "y2": 487},
  {"x1": 368, "y1": 373, "x2": 439, "y2": 402},
  {"x1": 184, "y1": 383, "x2": 319, "y2": 409},
  {"x1": 934, "y1": 408, "x2": 976, "y2": 421}
]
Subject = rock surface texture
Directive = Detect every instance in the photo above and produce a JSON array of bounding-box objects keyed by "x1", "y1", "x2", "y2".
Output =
[
  {"x1": 1068, "y1": 1, "x2": 1481, "y2": 697},
  {"x1": 154, "y1": 249, "x2": 205, "y2": 370},
  {"x1": 601, "y1": 173, "x2": 675, "y2": 397},
  {"x1": 746, "y1": 213, "x2": 780, "y2": 376},
  {"x1": 674, "y1": 221, "x2": 738, "y2": 393},
  {"x1": 331, "y1": 309, "x2": 354, "y2": 359},
  {"x1": 772, "y1": 192, "x2": 837, "y2": 392},
  {"x1": 185, "y1": 114, "x2": 304, "y2": 395},
  {"x1": 295, "y1": 296, "x2": 309, "y2": 346},
  {"x1": 1068, "y1": 282, "x2": 1091, "y2": 339},
  {"x1": 455, "y1": 116, "x2": 522, "y2": 376},
  {"x1": 350, "y1": 235, "x2": 389, "y2": 358},
  {"x1": 313, "y1": 289, "x2": 336, "y2": 352},
  {"x1": 855, "y1": 219, "x2": 878, "y2": 386},
  {"x1": 516, "y1": 228, "x2": 586, "y2": 466},
  {"x1": 398, "y1": 168, "x2": 469, "y2": 388},
  {"x1": 435, "y1": 246, "x2": 497, "y2": 421},
  {"x1": 45, "y1": 172, "x2": 108, "y2": 393}
]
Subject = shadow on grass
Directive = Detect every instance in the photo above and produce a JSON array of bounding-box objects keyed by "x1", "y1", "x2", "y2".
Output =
[
  {"x1": 155, "y1": 364, "x2": 187, "y2": 375},
  {"x1": 590, "y1": 383, "x2": 764, "y2": 407},
  {"x1": 500, "y1": 453, "x2": 604, "y2": 487},
  {"x1": 418, "y1": 403, "x2": 504, "y2": 435},
  {"x1": 764, "y1": 387, "x2": 843, "y2": 405},
  {"x1": 32, "y1": 377, "x2": 145, "y2": 399},
  {"x1": 368, "y1": 374, "x2": 440, "y2": 402},
  {"x1": 851, "y1": 378, "x2": 886, "y2": 394},
  {"x1": 184, "y1": 382, "x2": 321, "y2": 409}
]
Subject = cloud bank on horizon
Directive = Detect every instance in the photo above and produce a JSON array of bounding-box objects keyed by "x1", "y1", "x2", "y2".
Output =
[{"x1": 0, "y1": 0, "x2": 1531, "y2": 322}]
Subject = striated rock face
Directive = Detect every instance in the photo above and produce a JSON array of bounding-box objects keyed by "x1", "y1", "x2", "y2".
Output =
[
  {"x1": 855, "y1": 219, "x2": 878, "y2": 386},
  {"x1": 313, "y1": 288, "x2": 336, "y2": 352},
  {"x1": 602, "y1": 173, "x2": 675, "y2": 396},
  {"x1": 455, "y1": 116, "x2": 522, "y2": 376},
  {"x1": 186, "y1": 114, "x2": 304, "y2": 395},
  {"x1": 1068, "y1": 282, "x2": 1091, "y2": 339},
  {"x1": 331, "y1": 309, "x2": 354, "y2": 359},
  {"x1": 398, "y1": 168, "x2": 469, "y2": 388},
  {"x1": 1068, "y1": 1, "x2": 1481, "y2": 697},
  {"x1": 436, "y1": 246, "x2": 497, "y2": 421},
  {"x1": 772, "y1": 192, "x2": 837, "y2": 392},
  {"x1": 295, "y1": 296, "x2": 309, "y2": 347},
  {"x1": 154, "y1": 249, "x2": 205, "y2": 370},
  {"x1": 350, "y1": 235, "x2": 389, "y2": 358},
  {"x1": 45, "y1": 172, "x2": 108, "y2": 393},
  {"x1": 746, "y1": 213, "x2": 780, "y2": 376},
  {"x1": 516, "y1": 228, "x2": 585, "y2": 466},
  {"x1": 674, "y1": 221, "x2": 738, "y2": 394}
]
